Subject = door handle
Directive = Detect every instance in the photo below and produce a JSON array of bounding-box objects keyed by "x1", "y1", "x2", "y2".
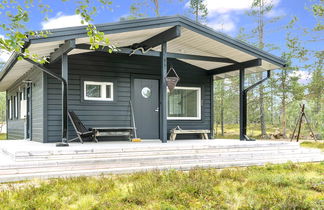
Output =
[{"x1": 155, "y1": 107, "x2": 159, "y2": 112}]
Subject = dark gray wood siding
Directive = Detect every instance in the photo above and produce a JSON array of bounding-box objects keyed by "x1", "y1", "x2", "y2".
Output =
[
  {"x1": 7, "y1": 68, "x2": 44, "y2": 141},
  {"x1": 45, "y1": 52, "x2": 211, "y2": 142}
]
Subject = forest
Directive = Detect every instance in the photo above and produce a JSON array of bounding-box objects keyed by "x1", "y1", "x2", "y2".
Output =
[{"x1": 213, "y1": 1, "x2": 323, "y2": 140}]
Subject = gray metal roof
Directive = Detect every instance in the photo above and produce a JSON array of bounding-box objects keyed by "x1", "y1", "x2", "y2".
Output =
[{"x1": 0, "y1": 15, "x2": 286, "y2": 91}]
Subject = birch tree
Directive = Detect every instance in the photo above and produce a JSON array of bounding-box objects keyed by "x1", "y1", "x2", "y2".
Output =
[{"x1": 0, "y1": 0, "x2": 114, "y2": 64}]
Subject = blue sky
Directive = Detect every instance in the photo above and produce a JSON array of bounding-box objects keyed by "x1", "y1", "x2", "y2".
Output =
[{"x1": 0, "y1": 0, "x2": 322, "y2": 81}]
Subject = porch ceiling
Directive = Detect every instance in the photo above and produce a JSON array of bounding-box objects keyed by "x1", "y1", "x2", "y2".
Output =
[{"x1": 0, "y1": 16, "x2": 285, "y2": 91}]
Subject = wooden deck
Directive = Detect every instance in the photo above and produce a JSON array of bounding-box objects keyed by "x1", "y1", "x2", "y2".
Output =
[{"x1": 0, "y1": 139, "x2": 323, "y2": 183}]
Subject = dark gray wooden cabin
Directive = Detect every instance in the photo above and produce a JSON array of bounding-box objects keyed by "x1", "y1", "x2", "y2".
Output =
[{"x1": 0, "y1": 16, "x2": 286, "y2": 143}]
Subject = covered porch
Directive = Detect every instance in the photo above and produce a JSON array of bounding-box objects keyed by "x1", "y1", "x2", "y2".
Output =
[{"x1": 0, "y1": 16, "x2": 286, "y2": 144}]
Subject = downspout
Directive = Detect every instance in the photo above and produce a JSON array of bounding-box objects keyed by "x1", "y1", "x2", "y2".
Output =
[
  {"x1": 240, "y1": 70, "x2": 271, "y2": 141},
  {"x1": 22, "y1": 56, "x2": 69, "y2": 146},
  {"x1": 5, "y1": 90, "x2": 8, "y2": 139},
  {"x1": 18, "y1": 38, "x2": 69, "y2": 146}
]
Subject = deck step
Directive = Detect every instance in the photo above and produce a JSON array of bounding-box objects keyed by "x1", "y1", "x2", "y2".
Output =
[
  {"x1": 0, "y1": 155, "x2": 323, "y2": 183},
  {"x1": 0, "y1": 148, "x2": 320, "y2": 170},
  {"x1": 0, "y1": 151, "x2": 323, "y2": 175},
  {"x1": 10, "y1": 144, "x2": 301, "y2": 161},
  {"x1": 0, "y1": 140, "x2": 322, "y2": 183}
]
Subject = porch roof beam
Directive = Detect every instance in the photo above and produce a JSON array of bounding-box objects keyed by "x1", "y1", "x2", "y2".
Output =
[
  {"x1": 75, "y1": 44, "x2": 236, "y2": 63},
  {"x1": 50, "y1": 39, "x2": 75, "y2": 63},
  {"x1": 208, "y1": 58, "x2": 262, "y2": 75},
  {"x1": 131, "y1": 25, "x2": 181, "y2": 50},
  {"x1": 167, "y1": 53, "x2": 237, "y2": 63}
]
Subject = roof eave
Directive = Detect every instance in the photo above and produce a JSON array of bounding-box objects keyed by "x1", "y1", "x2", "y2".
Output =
[
  {"x1": 28, "y1": 15, "x2": 286, "y2": 68},
  {"x1": 176, "y1": 16, "x2": 286, "y2": 68},
  {"x1": 0, "y1": 15, "x2": 287, "y2": 86},
  {"x1": 0, "y1": 52, "x2": 19, "y2": 82}
]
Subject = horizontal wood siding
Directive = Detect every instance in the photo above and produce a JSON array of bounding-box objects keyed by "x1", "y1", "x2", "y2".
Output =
[
  {"x1": 7, "y1": 68, "x2": 44, "y2": 141},
  {"x1": 31, "y1": 69, "x2": 44, "y2": 142},
  {"x1": 45, "y1": 52, "x2": 211, "y2": 142}
]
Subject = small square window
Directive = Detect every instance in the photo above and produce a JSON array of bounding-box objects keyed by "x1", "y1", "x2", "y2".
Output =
[{"x1": 84, "y1": 81, "x2": 113, "y2": 101}]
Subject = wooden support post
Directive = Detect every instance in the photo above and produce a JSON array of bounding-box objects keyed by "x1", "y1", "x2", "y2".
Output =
[
  {"x1": 61, "y1": 53, "x2": 68, "y2": 143},
  {"x1": 210, "y1": 75, "x2": 214, "y2": 139},
  {"x1": 239, "y1": 68, "x2": 247, "y2": 140},
  {"x1": 160, "y1": 42, "x2": 168, "y2": 143}
]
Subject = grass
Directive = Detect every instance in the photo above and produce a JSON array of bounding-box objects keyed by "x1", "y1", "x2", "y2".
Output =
[
  {"x1": 301, "y1": 141, "x2": 324, "y2": 151},
  {"x1": 0, "y1": 133, "x2": 6, "y2": 140},
  {"x1": 0, "y1": 162, "x2": 323, "y2": 209},
  {"x1": 214, "y1": 124, "x2": 323, "y2": 140}
]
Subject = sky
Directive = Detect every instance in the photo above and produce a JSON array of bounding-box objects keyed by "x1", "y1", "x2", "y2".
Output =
[{"x1": 0, "y1": 0, "x2": 322, "y2": 83}]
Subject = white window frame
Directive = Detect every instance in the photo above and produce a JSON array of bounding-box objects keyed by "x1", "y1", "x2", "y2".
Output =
[
  {"x1": 167, "y1": 86, "x2": 201, "y2": 120},
  {"x1": 20, "y1": 91, "x2": 27, "y2": 119},
  {"x1": 8, "y1": 99, "x2": 12, "y2": 120},
  {"x1": 14, "y1": 95, "x2": 18, "y2": 119},
  {"x1": 84, "y1": 81, "x2": 114, "y2": 101}
]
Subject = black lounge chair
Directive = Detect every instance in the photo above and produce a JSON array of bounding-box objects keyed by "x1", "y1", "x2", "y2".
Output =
[{"x1": 68, "y1": 111, "x2": 97, "y2": 143}]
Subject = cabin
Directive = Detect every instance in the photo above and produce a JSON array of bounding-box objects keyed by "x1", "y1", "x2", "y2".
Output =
[{"x1": 0, "y1": 16, "x2": 286, "y2": 144}]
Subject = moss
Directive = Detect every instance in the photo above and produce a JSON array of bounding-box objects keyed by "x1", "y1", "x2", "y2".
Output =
[
  {"x1": 301, "y1": 141, "x2": 324, "y2": 151},
  {"x1": 0, "y1": 133, "x2": 6, "y2": 140}
]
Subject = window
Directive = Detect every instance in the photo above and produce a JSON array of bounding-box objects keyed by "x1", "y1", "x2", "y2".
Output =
[
  {"x1": 20, "y1": 91, "x2": 27, "y2": 119},
  {"x1": 14, "y1": 95, "x2": 18, "y2": 119},
  {"x1": 8, "y1": 98, "x2": 12, "y2": 120},
  {"x1": 84, "y1": 81, "x2": 114, "y2": 101},
  {"x1": 167, "y1": 87, "x2": 201, "y2": 120}
]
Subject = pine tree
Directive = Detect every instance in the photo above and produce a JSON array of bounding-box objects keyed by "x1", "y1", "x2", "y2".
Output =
[
  {"x1": 248, "y1": 0, "x2": 281, "y2": 138},
  {"x1": 308, "y1": 52, "x2": 324, "y2": 135},
  {"x1": 189, "y1": 0, "x2": 208, "y2": 23},
  {"x1": 277, "y1": 17, "x2": 308, "y2": 137}
]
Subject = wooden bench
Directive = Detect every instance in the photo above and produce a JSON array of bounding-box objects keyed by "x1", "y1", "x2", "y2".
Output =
[
  {"x1": 169, "y1": 129, "x2": 210, "y2": 141},
  {"x1": 92, "y1": 127, "x2": 134, "y2": 141}
]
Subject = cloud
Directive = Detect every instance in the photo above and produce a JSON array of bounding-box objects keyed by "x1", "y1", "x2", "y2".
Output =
[
  {"x1": 205, "y1": 0, "x2": 280, "y2": 16},
  {"x1": 0, "y1": 34, "x2": 12, "y2": 64},
  {"x1": 205, "y1": 0, "x2": 254, "y2": 15},
  {"x1": 265, "y1": 8, "x2": 286, "y2": 18},
  {"x1": 186, "y1": 0, "x2": 282, "y2": 33},
  {"x1": 207, "y1": 14, "x2": 236, "y2": 32},
  {"x1": 289, "y1": 70, "x2": 312, "y2": 84},
  {"x1": 41, "y1": 12, "x2": 86, "y2": 30}
]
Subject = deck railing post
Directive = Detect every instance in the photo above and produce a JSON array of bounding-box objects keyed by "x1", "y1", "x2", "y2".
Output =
[{"x1": 160, "y1": 42, "x2": 168, "y2": 143}]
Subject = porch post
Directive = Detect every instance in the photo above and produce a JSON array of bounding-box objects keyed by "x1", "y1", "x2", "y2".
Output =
[
  {"x1": 160, "y1": 42, "x2": 168, "y2": 143},
  {"x1": 210, "y1": 75, "x2": 215, "y2": 138},
  {"x1": 239, "y1": 68, "x2": 247, "y2": 140},
  {"x1": 61, "y1": 53, "x2": 68, "y2": 143}
]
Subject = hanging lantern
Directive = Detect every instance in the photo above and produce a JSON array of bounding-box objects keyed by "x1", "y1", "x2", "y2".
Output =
[{"x1": 165, "y1": 66, "x2": 180, "y2": 92}]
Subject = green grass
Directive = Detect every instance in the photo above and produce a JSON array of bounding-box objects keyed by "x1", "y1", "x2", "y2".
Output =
[
  {"x1": 301, "y1": 141, "x2": 324, "y2": 151},
  {"x1": 214, "y1": 124, "x2": 322, "y2": 140},
  {"x1": 0, "y1": 162, "x2": 323, "y2": 209},
  {"x1": 214, "y1": 124, "x2": 279, "y2": 139},
  {"x1": 0, "y1": 133, "x2": 6, "y2": 140}
]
